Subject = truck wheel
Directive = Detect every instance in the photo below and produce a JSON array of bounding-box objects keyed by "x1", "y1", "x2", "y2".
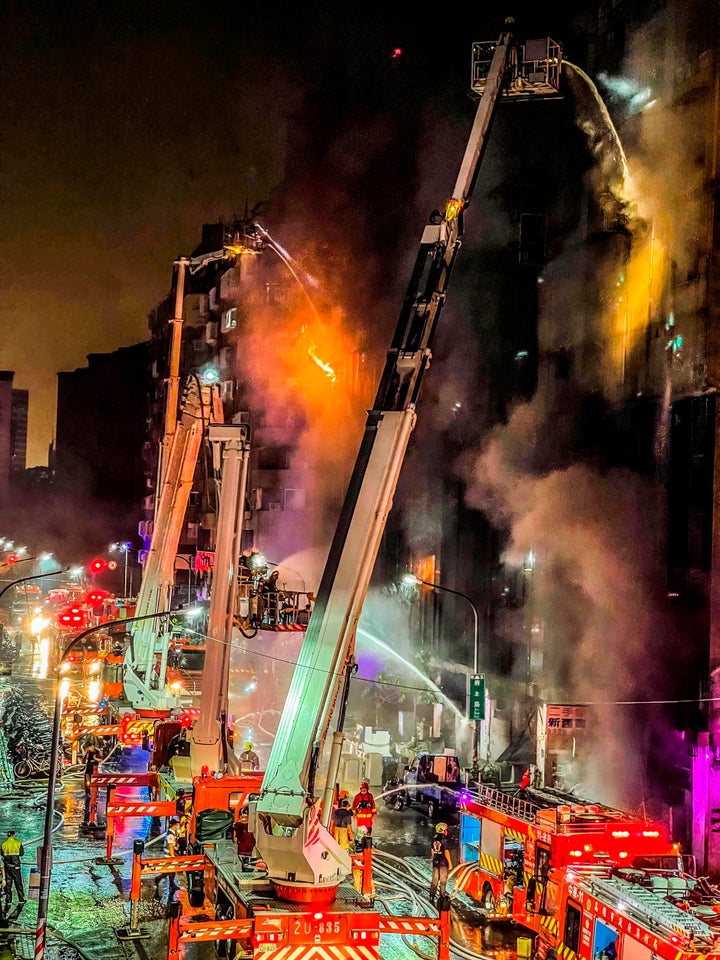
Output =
[
  {"x1": 482, "y1": 884, "x2": 496, "y2": 912},
  {"x1": 215, "y1": 902, "x2": 237, "y2": 959},
  {"x1": 427, "y1": 799, "x2": 436, "y2": 820}
]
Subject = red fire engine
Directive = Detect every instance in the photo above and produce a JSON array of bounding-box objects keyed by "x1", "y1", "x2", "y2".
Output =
[
  {"x1": 457, "y1": 784, "x2": 676, "y2": 917},
  {"x1": 520, "y1": 866, "x2": 720, "y2": 960},
  {"x1": 112, "y1": 25, "x2": 564, "y2": 960}
]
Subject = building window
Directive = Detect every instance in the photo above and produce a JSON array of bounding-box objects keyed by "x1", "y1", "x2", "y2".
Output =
[
  {"x1": 258, "y1": 447, "x2": 291, "y2": 470},
  {"x1": 186, "y1": 523, "x2": 199, "y2": 542},
  {"x1": 283, "y1": 488, "x2": 306, "y2": 511},
  {"x1": 223, "y1": 308, "x2": 237, "y2": 331}
]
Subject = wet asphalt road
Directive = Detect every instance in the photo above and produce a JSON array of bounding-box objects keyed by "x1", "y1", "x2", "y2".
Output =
[{"x1": 0, "y1": 643, "x2": 524, "y2": 960}]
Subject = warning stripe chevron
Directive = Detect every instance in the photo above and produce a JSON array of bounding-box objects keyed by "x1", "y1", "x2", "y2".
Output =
[
  {"x1": 261, "y1": 624, "x2": 306, "y2": 631},
  {"x1": 107, "y1": 802, "x2": 175, "y2": 817},
  {"x1": 379, "y1": 918, "x2": 441, "y2": 935},
  {"x1": 504, "y1": 828, "x2": 527, "y2": 842},
  {"x1": 479, "y1": 851, "x2": 503, "y2": 876},
  {"x1": 254, "y1": 946, "x2": 378, "y2": 960},
  {"x1": 91, "y1": 774, "x2": 157, "y2": 786},
  {"x1": 141, "y1": 855, "x2": 206, "y2": 874},
  {"x1": 540, "y1": 915, "x2": 559, "y2": 935},
  {"x1": 178, "y1": 919, "x2": 254, "y2": 941},
  {"x1": 558, "y1": 943, "x2": 577, "y2": 960},
  {"x1": 452, "y1": 862, "x2": 480, "y2": 892}
]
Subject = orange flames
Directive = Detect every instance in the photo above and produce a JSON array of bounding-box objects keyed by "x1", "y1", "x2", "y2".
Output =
[{"x1": 302, "y1": 327, "x2": 337, "y2": 383}]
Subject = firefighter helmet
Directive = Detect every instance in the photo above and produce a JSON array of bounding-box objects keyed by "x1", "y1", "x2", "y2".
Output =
[
  {"x1": 435, "y1": 822, "x2": 449, "y2": 834},
  {"x1": 360, "y1": 780, "x2": 369, "y2": 789},
  {"x1": 244, "y1": 741, "x2": 253, "y2": 750}
]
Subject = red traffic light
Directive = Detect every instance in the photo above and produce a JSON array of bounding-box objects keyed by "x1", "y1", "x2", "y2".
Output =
[
  {"x1": 107, "y1": 560, "x2": 118, "y2": 571},
  {"x1": 88, "y1": 558, "x2": 108, "y2": 574}
]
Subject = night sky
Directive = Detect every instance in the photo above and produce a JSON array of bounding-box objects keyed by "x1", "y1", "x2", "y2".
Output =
[{"x1": 0, "y1": 1, "x2": 587, "y2": 466}]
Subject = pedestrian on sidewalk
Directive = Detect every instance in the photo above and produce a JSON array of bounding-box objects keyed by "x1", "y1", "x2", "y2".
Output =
[
  {"x1": 429, "y1": 823, "x2": 452, "y2": 904},
  {"x1": 1, "y1": 830, "x2": 25, "y2": 912}
]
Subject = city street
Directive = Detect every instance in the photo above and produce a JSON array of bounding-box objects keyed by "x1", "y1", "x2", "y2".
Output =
[{"x1": 0, "y1": 646, "x2": 517, "y2": 960}]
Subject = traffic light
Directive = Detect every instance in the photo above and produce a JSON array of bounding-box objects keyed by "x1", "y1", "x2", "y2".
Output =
[
  {"x1": 88, "y1": 558, "x2": 108, "y2": 574},
  {"x1": 107, "y1": 560, "x2": 118, "y2": 571}
]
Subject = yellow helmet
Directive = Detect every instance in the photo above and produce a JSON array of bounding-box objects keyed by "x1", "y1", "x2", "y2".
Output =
[
  {"x1": 244, "y1": 741, "x2": 253, "y2": 750},
  {"x1": 435, "y1": 822, "x2": 449, "y2": 834}
]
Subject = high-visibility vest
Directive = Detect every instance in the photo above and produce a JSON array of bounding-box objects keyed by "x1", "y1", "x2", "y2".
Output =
[{"x1": 1, "y1": 837, "x2": 23, "y2": 860}]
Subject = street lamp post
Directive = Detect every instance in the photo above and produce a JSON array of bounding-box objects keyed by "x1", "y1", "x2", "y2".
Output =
[
  {"x1": 34, "y1": 606, "x2": 192, "y2": 960},
  {"x1": 109, "y1": 542, "x2": 133, "y2": 598},
  {"x1": 403, "y1": 573, "x2": 482, "y2": 766}
]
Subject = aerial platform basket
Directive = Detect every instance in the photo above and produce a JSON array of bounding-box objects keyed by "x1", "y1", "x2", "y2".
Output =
[{"x1": 472, "y1": 36, "x2": 563, "y2": 99}]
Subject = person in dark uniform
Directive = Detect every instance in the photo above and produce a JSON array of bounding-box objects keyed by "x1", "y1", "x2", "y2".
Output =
[{"x1": 429, "y1": 823, "x2": 452, "y2": 903}]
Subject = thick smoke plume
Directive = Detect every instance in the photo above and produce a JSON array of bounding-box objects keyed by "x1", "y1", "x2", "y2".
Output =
[{"x1": 457, "y1": 15, "x2": 704, "y2": 809}]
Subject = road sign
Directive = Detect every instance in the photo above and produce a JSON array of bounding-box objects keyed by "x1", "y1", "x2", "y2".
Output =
[{"x1": 468, "y1": 675, "x2": 485, "y2": 721}]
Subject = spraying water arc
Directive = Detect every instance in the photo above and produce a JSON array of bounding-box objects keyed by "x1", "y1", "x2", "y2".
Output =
[
  {"x1": 357, "y1": 625, "x2": 466, "y2": 725},
  {"x1": 253, "y1": 222, "x2": 337, "y2": 382},
  {"x1": 564, "y1": 60, "x2": 631, "y2": 191}
]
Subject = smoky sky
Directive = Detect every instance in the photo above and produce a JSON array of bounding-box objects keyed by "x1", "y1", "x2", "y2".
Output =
[{"x1": 0, "y1": 1, "x2": 596, "y2": 467}]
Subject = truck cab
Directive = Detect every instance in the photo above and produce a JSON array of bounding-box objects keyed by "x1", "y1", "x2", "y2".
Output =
[{"x1": 403, "y1": 752, "x2": 462, "y2": 819}]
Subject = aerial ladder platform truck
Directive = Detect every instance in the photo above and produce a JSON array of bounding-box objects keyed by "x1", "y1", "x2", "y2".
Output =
[{"x1": 156, "y1": 21, "x2": 563, "y2": 960}]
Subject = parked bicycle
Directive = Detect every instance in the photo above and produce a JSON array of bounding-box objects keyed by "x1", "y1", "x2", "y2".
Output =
[{"x1": 14, "y1": 751, "x2": 62, "y2": 781}]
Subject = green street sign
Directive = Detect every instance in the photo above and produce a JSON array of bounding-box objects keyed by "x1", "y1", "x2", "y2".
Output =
[{"x1": 468, "y1": 674, "x2": 485, "y2": 721}]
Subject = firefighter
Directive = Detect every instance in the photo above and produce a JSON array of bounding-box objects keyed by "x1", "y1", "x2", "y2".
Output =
[
  {"x1": 1, "y1": 831, "x2": 25, "y2": 911},
  {"x1": 352, "y1": 781, "x2": 377, "y2": 836},
  {"x1": 239, "y1": 741, "x2": 259, "y2": 771},
  {"x1": 518, "y1": 767, "x2": 531, "y2": 796},
  {"x1": 429, "y1": 822, "x2": 452, "y2": 903},
  {"x1": 331, "y1": 797, "x2": 354, "y2": 850},
  {"x1": 175, "y1": 788, "x2": 192, "y2": 819},
  {"x1": 233, "y1": 812, "x2": 256, "y2": 870}
]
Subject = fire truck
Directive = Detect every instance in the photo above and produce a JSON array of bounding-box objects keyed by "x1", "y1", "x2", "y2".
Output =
[
  {"x1": 151, "y1": 22, "x2": 564, "y2": 960},
  {"x1": 456, "y1": 784, "x2": 678, "y2": 917},
  {"x1": 108, "y1": 22, "x2": 563, "y2": 960},
  {"x1": 522, "y1": 866, "x2": 720, "y2": 960}
]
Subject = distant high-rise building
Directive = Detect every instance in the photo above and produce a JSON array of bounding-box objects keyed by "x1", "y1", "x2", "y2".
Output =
[
  {"x1": 10, "y1": 389, "x2": 28, "y2": 477},
  {"x1": 0, "y1": 372, "x2": 15, "y2": 499},
  {"x1": 55, "y1": 343, "x2": 151, "y2": 528}
]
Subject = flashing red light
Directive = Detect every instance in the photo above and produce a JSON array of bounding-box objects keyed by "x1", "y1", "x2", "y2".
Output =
[
  {"x1": 86, "y1": 589, "x2": 110, "y2": 607},
  {"x1": 88, "y1": 558, "x2": 108, "y2": 574},
  {"x1": 57, "y1": 605, "x2": 87, "y2": 628},
  {"x1": 5, "y1": 555, "x2": 18, "y2": 564}
]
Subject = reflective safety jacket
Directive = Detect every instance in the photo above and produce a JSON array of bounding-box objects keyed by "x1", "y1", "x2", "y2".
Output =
[{"x1": 1, "y1": 836, "x2": 23, "y2": 864}]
